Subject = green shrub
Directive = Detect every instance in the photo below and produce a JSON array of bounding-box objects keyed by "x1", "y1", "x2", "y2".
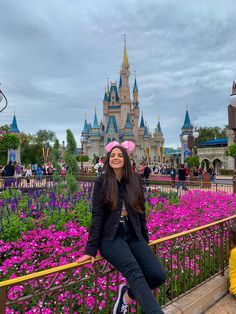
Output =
[
  {"x1": 220, "y1": 169, "x2": 233, "y2": 176},
  {"x1": 66, "y1": 173, "x2": 78, "y2": 194},
  {"x1": 226, "y1": 144, "x2": 236, "y2": 158},
  {"x1": 74, "y1": 200, "x2": 92, "y2": 229}
]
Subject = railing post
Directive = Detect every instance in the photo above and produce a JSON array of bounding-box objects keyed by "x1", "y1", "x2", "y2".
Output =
[
  {"x1": 220, "y1": 222, "x2": 225, "y2": 276},
  {"x1": 0, "y1": 286, "x2": 7, "y2": 314}
]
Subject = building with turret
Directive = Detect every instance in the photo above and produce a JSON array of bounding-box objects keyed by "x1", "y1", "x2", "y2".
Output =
[
  {"x1": 180, "y1": 109, "x2": 194, "y2": 163},
  {"x1": 81, "y1": 39, "x2": 165, "y2": 164},
  {"x1": 179, "y1": 105, "x2": 234, "y2": 174},
  {"x1": 8, "y1": 113, "x2": 21, "y2": 163}
]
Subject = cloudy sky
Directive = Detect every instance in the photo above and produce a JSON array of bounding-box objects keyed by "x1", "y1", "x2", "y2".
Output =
[{"x1": 1, "y1": 0, "x2": 236, "y2": 148}]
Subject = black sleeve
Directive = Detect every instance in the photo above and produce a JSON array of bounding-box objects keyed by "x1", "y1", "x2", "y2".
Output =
[
  {"x1": 85, "y1": 177, "x2": 105, "y2": 257},
  {"x1": 137, "y1": 174, "x2": 149, "y2": 243}
]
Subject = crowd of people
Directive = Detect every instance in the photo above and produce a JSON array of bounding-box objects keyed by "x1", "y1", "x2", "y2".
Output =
[{"x1": 0, "y1": 161, "x2": 68, "y2": 181}]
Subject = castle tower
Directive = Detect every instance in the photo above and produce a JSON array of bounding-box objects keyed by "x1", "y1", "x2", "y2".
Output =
[
  {"x1": 180, "y1": 108, "x2": 193, "y2": 163},
  {"x1": 8, "y1": 113, "x2": 21, "y2": 163},
  {"x1": 119, "y1": 35, "x2": 131, "y2": 128},
  {"x1": 154, "y1": 117, "x2": 164, "y2": 163},
  {"x1": 123, "y1": 112, "x2": 134, "y2": 140},
  {"x1": 80, "y1": 38, "x2": 165, "y2": 164},
  {"x1": 131, "y1": 75, "x2": 140, "y2": 142}
]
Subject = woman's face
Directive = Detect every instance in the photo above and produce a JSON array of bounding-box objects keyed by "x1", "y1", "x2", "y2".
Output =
[{"x1": 109, "y1": 147, "x2": 124, "y2": 170}]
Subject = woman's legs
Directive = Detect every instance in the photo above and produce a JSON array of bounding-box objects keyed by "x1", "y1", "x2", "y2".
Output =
[
  {"x1": 127, "y1": 237, "x2": 166, "y2": 299},
  {"x1": 99, "y1": 235, "x2": 164, "y2": 314}
]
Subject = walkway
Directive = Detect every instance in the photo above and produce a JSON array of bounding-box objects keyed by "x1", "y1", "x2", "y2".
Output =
[{"x1": 204, "y1": 294, "x2": 235, "y2": 313}]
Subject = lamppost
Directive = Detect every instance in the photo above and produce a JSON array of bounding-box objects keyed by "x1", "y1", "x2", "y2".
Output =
[
  {"x1": 228, "y1": 92, "x2": 236, "y2": 193},
  {"x1": 80, "y1": 135, "x2": 84, "y2": 172},
  {"x1": 0, "y1": 85, "x2": 8, "y2": 113},
  {"x1": 183, "y1": 130, "x2": 199, "y2": 157}
]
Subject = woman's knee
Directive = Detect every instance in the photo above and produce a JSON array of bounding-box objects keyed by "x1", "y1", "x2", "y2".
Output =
[{"x1": 149, "y1": 269, "x2": 166, "y2": 288}]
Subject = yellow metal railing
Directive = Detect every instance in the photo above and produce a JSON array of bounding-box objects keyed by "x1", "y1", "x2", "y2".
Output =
[{"x1": 1, "y1": 214, "x2": 236, "y2": 313}]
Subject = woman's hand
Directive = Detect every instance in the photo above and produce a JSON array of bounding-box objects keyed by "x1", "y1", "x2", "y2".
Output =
[{"x1": 77, "y1": 255, "x2": 95, "y2": 264}]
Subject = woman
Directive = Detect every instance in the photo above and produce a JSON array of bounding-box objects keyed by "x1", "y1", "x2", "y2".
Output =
[
  {"x1": 229, "y1": 224, "x2": 236, "y2": 299},
  {"x1": 78, "y1": 141, "x2": 166, "y2": 314}
]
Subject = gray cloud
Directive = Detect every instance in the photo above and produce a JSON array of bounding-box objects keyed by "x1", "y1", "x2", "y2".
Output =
[{"x1": 0, "y1": 0, "x2": 236, "y2": 148}]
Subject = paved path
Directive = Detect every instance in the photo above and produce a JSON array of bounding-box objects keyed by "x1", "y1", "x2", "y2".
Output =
[{"x1": 204, "y1": 294, "x2": 235, "y2": 313}]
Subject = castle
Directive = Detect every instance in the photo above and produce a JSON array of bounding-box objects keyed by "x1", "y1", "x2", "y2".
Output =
[{"x1": 81, "y1": 39, "x2": 165, "y2": 163}]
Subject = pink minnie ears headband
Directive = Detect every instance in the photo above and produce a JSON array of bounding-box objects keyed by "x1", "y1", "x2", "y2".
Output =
[{"x1": 105, "y1": 140, "x2": 135, "y2": 154}]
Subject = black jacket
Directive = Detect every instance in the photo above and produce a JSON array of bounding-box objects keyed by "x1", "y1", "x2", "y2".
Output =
[{"x1": 85, "y1": 174, "x2": 149, "y2": 257}]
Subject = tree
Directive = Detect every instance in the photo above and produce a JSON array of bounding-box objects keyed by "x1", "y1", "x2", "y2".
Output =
[
  {"x1": 185, "y1": 156, "x2": 200, "y2": 169},
  {"x1": 226, "y1": 144, "x2": 236, "y2": 158},
  {"x1": 0, "y1": 133, "x2": 20, "y2": 150},
  {"x1": 49, "y1": 139, "x2": 61, "y2": 165},
  {"x1": 0, "y1": 124, "x2": 10, "y2": 132},
  {"x1": 76, "y1": 155, "x2": 89, "y2": 162},
  {"x1": 196, "y1": 126, "x2": 227, "y2": 144},
  {"x1": 65, "y1": 129, "x2": 77, "y2": 154},
  {"x1": 33, "y1": 129, "x2": 56, "y2": 145},
  {"x1": 64, "y1": 129, "x2": 78, "y2": 175}
]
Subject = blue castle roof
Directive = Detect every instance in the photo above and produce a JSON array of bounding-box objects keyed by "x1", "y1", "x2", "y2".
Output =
[
  {"x1": 133, "y1": 78, "x2": 138, "y2": 93},
  {"x1": 124, "y1": 113, "x2": 132, "y2": 129},
  {"x1": 182, "y1": 110, "x2": 192, "y2": 129},
  {"x1": 157, "y1": 121, "x2": 162, "y2": 134},
  {"x1": 139, "y1": 115, "x2": 145, "y2": 128},
  {"x1": 82, "y1": 119, "x2": 89, "y2": 134},
  {"x1": 9, "y1": 115, "x2": 20, "y2": 133},
  {"x1": 119, "y1": 76, "x2": 122, "y2": 88},
  {"x1": 198, "y1": 138, "x2": 228, "y2": 146},
  {"x1": 106, "y1": 115, "x2": 118, "y2": 134},
  {"x1": 109, "y1": 85, "x2": 119, "y2": 102},
  {"x1": 103, "y1": 91, "x2": 109, "y2": 102},
  {"x1": 93, "y1": 111, "x2": 99, "y2": 129}
]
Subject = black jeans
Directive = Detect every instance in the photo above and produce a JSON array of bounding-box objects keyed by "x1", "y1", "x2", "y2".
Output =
[{"x1": 99, "y1": 220, "x2": 166, "y2": 314}]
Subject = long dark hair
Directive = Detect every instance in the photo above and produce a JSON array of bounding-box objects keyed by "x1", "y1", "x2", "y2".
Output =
[
  {"x1": 103, "y1": 145, "x2": 143, "y2": 213},
  {"x1": 229, "y1": 224, "x2": 236, "y2": 253}
]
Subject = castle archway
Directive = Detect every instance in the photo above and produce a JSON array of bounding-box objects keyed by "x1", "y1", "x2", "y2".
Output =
[
  {"x1": 201, "y1": 159, "x2": 210, "y2": 171},
  {"x1": 212, "y1": 159, "x2": 222, "y2": 175}
]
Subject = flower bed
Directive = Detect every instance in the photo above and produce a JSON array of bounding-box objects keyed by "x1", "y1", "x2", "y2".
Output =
[{"x1": 0, "y1": 187, "x2": 236, "y2": 312}]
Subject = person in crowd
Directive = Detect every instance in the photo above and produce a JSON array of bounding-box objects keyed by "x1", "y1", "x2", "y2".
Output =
[
  {"x1": 138, "y1": 163, "x2": 145, "y2": 178},
  {"x1": 77, "y1": 141, "x2": 166, "y2": 314},
  {"x1": 132, "y1": 161, "x2": 136, "y2": 172},
  {"x1": 25, "y1": 165, "x2": 32, "y2": 185},
  {"x1": 143, "y1": 163, "x2": 152, "y2": 186},
  {"x1": 208, "y1": 166, "x2": 216, "y2": 183},
  {"x1": 170, "y1": 166, "x2": 177, "y2": 187},
  {"x1": 177, "y1": 164, "x2": 187, "y2": 191},
  {"x1": 47, "y1": 164, "x2": 54, "y2": 175},
  {"x1": 4, "y1": 161, "x2": 15, "y2": 177},
  {"x1": 4, "y1": 161, "x2": 15, "y2": 187},
  {"x1": 14, "y1": 161, "x2": 23, "y2": 178},
  {"x1": 60, "y1": 165, "x2": 67, "y2": 176},
  {"x1": 94, "y1": 160, "x2": 104, "y2": 176},
  {"x1": 198, "y1": 167, "x2": 203, "y2": 184},
  {"x1": 229, "y1": 224, "x2": 236, "y2": 299},
  {"x1": 36, "y1": 164, "x2": 44, "y2": 180}
]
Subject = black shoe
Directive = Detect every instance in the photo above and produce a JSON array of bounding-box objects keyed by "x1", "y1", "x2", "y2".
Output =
[{"x1": 113, "y1": 284, "x2": 128, "y2": 314}]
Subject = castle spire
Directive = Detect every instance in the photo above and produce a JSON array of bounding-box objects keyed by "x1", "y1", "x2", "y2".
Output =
[
  {"x1": 182, "y1": 109, "x2": 192, "y2": 129},
  {"x1": 93, "y1": 108, "x2": 99, "y2": 129},
  {"x1": 9, "y1": 114, "x2": 20, "y2": 133},
  {"x1": 133, "y1": 71, "x2": 138, "y2": 93},
  {"x1": 123, "y1": 34, "x2": 128, "y2": 66},
  {"x1": 139, "y1": 111, "x2": 144, "y2": 128}
]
